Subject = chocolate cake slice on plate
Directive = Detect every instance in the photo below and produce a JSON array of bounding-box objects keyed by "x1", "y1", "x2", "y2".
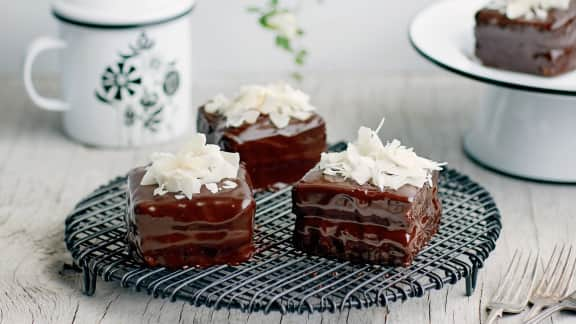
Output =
[{"x1": 475, "y1": 0, "x2": 576, "y2": 76}]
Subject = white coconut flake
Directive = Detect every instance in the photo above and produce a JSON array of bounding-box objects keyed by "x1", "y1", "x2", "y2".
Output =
[
  {"x1": 204, "y1": 94, "x2": 229, "y2": 114},
  {"x1": 203, "y1": 82, "x2": 316, "y2": 129},
  {"x1": 318, "y1": 118, "x2": 446, "y2": 191},
  {"x1": 485, "y1": 0, "x2": 570, "y2": 20},
  {"x1": 205, "y1": 183, "x2": 219, "y2": 194},
  {"x1": 153, "y1": 184, "x2": 168, "y2": 196},
  {"x1": 140, "y1": 133, "x2": 240, "y2": 199},
  {"x1": 222, "y1": 180, "x2": 238, "y2": 189},
  {"x1": 174, "y1": 194, "x2": 186, "y2": 200}
]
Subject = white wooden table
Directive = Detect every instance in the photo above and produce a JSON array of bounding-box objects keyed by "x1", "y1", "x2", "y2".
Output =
[{"x1": 1, "y1": 74, "x2": 574, "y2": 324}]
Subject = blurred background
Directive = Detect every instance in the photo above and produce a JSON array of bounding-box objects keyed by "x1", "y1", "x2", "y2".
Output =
[{"x1": 0, "y1": 0, "x2": 436, "y2": 80}]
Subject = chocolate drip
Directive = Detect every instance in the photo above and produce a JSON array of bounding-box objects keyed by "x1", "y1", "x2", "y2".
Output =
[
  {"x1": 125, "y1": 166, "x2": 256, "y2": 269},
  {"x1": 292, "y1": 169, "x2": 442, "y2": 267},
  {"x1": 197, "y1": 107, "x2": 327, "y2": 191}
]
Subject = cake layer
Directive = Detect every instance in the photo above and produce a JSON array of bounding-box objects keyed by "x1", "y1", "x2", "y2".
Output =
[
  {"x1": 292, "y1": 169, "x2": 441, "y2": 266},
  {"x1": 197, "y1": 107, "x2": 326, "y2": 191},
  {"x1": 126, "y1": 166, "x2": 256, "y2": 268},
  {"x1": 475, "y1": 1, "x2": 576, "y2": 76}
]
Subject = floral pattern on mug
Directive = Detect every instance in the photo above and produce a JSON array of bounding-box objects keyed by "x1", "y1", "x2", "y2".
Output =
[
  {"x1": 98, "y1": 62, "x2": 142, "y2": 101},
  {"x1": 95, "y1": 32, "x2": 180, "y2": 133}
]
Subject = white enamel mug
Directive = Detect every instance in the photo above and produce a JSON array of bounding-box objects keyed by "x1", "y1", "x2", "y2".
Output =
[{"x1": 23, "y1": 0, "x2": 195, "y2": 147}]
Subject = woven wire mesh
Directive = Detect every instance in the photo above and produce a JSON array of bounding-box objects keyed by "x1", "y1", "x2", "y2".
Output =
[{"x1": 65, "y1": 154, "x2": 501, "y2": 314}]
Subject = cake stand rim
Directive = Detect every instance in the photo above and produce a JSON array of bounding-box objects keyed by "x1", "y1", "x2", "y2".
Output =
[
  {"x1": 408, "y1": 0, "x2": 576, "y2": 96},
  {"x1": 463, "y1": 142, "x2": 576, "y2": 184}
]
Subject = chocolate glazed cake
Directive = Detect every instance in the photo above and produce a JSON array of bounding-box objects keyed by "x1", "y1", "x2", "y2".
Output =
[
  {"x1": 292, "y1": 169, "x2": 442, "y2": 267},
  {"x1": 126, "y1": 166, "x2": 256, "y2": 269},
  {"x1": 197, "y1": 106, "x2": 327, "y2": 191},
  {"x1": 475, "y1": 0, "x2": 576, "y2": 76}
]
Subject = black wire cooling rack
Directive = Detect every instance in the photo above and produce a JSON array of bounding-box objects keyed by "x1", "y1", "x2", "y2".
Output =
[{"x1": 64, "y1": 144, "x2": 501, "y2": 314}]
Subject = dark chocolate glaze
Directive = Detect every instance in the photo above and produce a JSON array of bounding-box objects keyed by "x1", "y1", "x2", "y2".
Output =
[
  {"x1": 197, "y1": 106, "x2": 327, "y2": 191},
  {"x1": 125, "y1": 166, "x2": 256, "y2": 269},
  {"x1": 292, "y1": 169, "x2": 442, "y2": 267},
  {"x1": 475, "y1": 1, "x2": 576, "y2": 76}
]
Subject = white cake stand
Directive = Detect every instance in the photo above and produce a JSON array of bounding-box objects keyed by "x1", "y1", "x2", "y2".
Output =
[{"x1": 410, "y1": 0, "x2": 576, "y2": 182}]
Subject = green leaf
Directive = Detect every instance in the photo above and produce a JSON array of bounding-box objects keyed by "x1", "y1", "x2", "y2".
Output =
[
  {"x1": 270, "y1": 0, "x2": 279, "y2": 8},
  {"x1": 259, "y1": 14, "x2": 270, "y2": 28},
  {"x1": 275, "y1": 36, "x2": 292, "y2": 51},
  {"x1": 291, "y1": 71, "x2": 303, "y2": 82},
  {"x1": 259, "y1": 10, "x2": 280, "y2": 28},
  {"x1": 295, "y1": 49, "x2": 307, "y2": 65},
  {"x1": 246, "y1": 6, "x2": 261, "y2": 13}
]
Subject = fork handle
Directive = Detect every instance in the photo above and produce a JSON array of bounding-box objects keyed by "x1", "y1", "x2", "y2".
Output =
[
  {"x1": 524, "y1": 302, "x2": 545, "y2": 322},
  {"x1": 486, "y1": 308, "x2": 503, "y2": 324},
  {"x1": 524, "y1": 302, "x2": 565, "y2": 324}
]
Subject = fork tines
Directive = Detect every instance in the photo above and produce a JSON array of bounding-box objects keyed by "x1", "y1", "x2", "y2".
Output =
[
  {"x1": 524, "y1": 244, "x2": 576, "y2": 321},
  {"x1": 536, "y1": 245, "x2": 576, "y2": 299},
  {"x1": 488, "y1": 250, "x2": 539, "y2": 313}
]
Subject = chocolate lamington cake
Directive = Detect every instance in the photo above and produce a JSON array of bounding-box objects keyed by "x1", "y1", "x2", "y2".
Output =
[
  {"x1": 292, "y1": 120, "x2": 444, "y2": 267},
  {"x1": 197, "y1": 82, "x2": 326, "y2": 191},
  {"x1": 475, "y1": 0, "x2": 576, "y2": 76},
  {"x1": 125, "y1": 134, "x2": 256, "y2": 269}
]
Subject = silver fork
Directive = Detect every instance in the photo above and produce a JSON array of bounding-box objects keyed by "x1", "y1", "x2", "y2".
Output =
[
  {"x1": 524, "y1": 245, "x2": 576, "y2": 321},
  {"x1": 485, "y1": 250, "x2": 539, "y2": 324},
  {"x1": 524, "y1": 289, "x2": 576, "y2": 324}
]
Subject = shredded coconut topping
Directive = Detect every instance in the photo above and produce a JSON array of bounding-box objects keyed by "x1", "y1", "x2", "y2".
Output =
[
  {"x1": 318, "y1": 119, "x2": 446, "y2": 191},
  {"x1": 204, "y1": 82, "x2": 316, "y2": 129},
  {"x1": 485, "y1": 0, "x2": 570, "y2": 20},
  {"x1": 140, "y1": 133, "x2": 240, "y2": 199}
]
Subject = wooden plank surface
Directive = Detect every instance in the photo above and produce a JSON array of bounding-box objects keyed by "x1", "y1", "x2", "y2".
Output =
[{"x1": 0, "y1": 74, "x2": 574, "y2": 324}]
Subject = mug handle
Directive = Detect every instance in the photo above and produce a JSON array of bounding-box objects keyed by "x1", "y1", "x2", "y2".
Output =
[{"x1": 23, "y1": 36, "x2": 69, "y2": 111}]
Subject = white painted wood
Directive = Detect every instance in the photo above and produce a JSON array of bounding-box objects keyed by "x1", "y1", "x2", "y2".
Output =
[{"x1": 0, "y1": 74, "x2": 574, "y2": 323}]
